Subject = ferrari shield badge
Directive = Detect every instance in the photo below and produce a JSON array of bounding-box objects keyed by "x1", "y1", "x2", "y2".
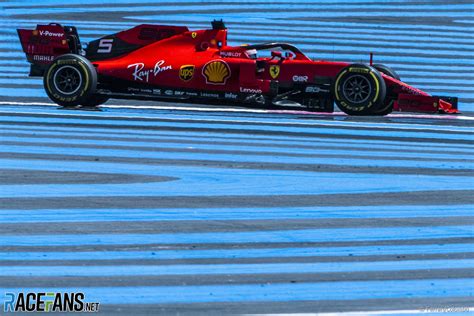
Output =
[{"x1": 269, "y1": 65, "x2": 280, "y2": 79}]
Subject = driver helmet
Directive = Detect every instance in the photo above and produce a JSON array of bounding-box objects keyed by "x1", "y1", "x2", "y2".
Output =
[{"x1": 245, "y1": 49, "x2": 258, "y2": 59}]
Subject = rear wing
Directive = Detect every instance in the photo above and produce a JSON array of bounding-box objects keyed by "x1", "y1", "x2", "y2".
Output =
[{"x1": 17, "y1": 23, "x2": 81, "y2": 76}]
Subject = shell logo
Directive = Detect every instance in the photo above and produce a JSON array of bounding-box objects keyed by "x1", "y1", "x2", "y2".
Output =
[{"x1": 202, "y1": 60, "x2": 231, "y2": 85}]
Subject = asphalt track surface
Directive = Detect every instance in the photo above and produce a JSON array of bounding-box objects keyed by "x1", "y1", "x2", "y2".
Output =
[{"x1": 1, "y1": 0, "x2": 474, "y2": 315}]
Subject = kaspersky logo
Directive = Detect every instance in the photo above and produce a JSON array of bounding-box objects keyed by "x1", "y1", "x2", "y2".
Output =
[{"x1": 4, "y1": 292, "x2": 99, "y2": 313}]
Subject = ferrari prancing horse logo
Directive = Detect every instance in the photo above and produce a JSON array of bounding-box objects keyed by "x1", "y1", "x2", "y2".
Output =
[{"x1": 269, "y1": 65, "x2": 280, "y2": 79}]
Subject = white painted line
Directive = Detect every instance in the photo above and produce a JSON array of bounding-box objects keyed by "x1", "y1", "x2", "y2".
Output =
[{"x1": 0, "y1": 101, "x2": 55, "y2": 107}]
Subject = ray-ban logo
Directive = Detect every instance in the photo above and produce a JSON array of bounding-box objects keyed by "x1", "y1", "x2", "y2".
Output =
[{"x1": 4, "y1": 292, "x2": 99, "y2": 313}]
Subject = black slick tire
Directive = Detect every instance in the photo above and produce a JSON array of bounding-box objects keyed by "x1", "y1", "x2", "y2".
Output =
[
  {"x1": 44, "y1": 54, "x2": 97, "y2": 107},
  {"x1": 333, "y1": 64, "x2": 386, "y2": 116},
  {"x1": 373, "y1": 64, "x2": 401, "y2": 81}
]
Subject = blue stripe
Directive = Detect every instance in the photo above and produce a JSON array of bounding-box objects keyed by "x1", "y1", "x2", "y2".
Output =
[
  {"x1": 3, "y1": 136, "x2": 473, "y2": 160},
  {"x1": 3, "y1": 108, "x2": 473, "y2": 133},
  {"x1": 1, "y1": 115, "x2": 472, "y2": 141},
  {"x1": 2, "y1": 127, "x2": 474, "y2": 153},
  {"x1": 1, "y1": 279, "x2": 472, "y2": 304},
  {"x1": 0, "y1": 78, "x2": 41, "y2": 84},
  {"x1": 2, "y1": 120, "x2": 474, "y2": 151},
  {"x1": 1, "y1": 145, "x2": 473, "y2": 173},
  {"x1": 1, "y1": 205, "x2": 472, "y2": 224},
  {"x1": 1, "y1": 243, "x2": 472, "y2": 261},
  {"x1": 4, "y1": 5, "x2": 474, "y2": 18},
  {"x1": 0, "y1": 87, "x2": 45, "y2": 97},
  {"x1": 4, "y1": 2, "x2": 474, "y2": 10},
  {"x1": 0, "y1": 158, "x2": 473, "y2": 199},
  {"x1": 1, "y1": 226, "x2": 472, "y2": 246},
  {"x1": 4, "y1": 3, "x2": 474, "y2": 12},
  {"x1": 2, "y1": 259, "x2": 474, "y2": 277},
  {"x1": 2, "y1": 0, "x2": 472, "y2": 7}
]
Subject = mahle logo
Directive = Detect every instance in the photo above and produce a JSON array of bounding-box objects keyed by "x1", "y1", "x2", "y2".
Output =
[{"x1": 4, "y1": 292, "x2": 99, "y2": 313}]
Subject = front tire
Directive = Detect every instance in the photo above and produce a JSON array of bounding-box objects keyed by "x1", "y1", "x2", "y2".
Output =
[
  {"x1": 44, "y1": 54, "x2": 97, "y2": 107},
  {"x1": 333, "y1": 64, "x2": 386, "y2": 116},
  {"x1": 371, "y1": 64, "x2": 400, "y2": 116},
  {"x1": 373, "y1": 64, "x2": 401, "y2": 81}
]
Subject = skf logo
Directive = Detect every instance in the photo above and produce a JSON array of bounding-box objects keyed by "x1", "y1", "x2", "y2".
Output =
[
  {"x1": 202, "y1": 60, "x2": 231, "y2": 85},
  {"x1": 4, "y1": 292, "x2": 99, "y2": 313},
  {"x1": 179, "y1": 65, "x2": 195, "y2": 82},
  {"x1": 269, "y1": 65, "x2": 280, "y2": 79}
]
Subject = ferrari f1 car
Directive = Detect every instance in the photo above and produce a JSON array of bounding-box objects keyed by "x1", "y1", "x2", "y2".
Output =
[{"x1": 17, "y1": 20, "x2": 458, "y2": 115}]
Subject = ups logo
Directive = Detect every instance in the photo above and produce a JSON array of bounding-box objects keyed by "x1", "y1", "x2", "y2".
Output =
[{"x1": 179, "y1": 65, "x2": 195, "y2": 81}]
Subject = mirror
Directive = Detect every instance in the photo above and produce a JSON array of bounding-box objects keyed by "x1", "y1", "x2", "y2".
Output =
[{"x1": 271, "y1": 50, "x2": 282, "y2": 59}]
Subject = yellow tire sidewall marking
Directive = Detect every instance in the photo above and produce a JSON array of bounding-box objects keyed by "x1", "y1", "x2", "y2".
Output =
[
  {"x1": 369, "y1": 71, "x2": 380, "y2": 104},
  {"x1": 334, "y1": 69, "x2": 347, "y2": 101},
  {"x1": 335, "y1": 67, "x2": 380, "y2": 111}
]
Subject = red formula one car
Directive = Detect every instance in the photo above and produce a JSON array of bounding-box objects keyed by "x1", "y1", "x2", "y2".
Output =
[{"x1": 18, "y1": 20, "x2": 458, "y2": 115}]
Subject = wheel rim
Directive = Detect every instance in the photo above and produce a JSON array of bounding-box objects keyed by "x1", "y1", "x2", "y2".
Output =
[
  {"x1": 53, "y1": 65, "x2": 82, "y2": 95},
  {"x1": 342, "y1": 74, "x2": 372, "y2": 104}
]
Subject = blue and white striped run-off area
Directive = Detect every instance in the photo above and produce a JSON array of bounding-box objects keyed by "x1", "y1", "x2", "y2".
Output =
[{"x1": 0, "y1": 0, "x2": 473, "y2": 314}]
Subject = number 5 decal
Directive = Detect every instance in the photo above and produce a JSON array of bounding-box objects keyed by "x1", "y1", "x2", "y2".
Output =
[{"x1": 97, "y1": 39, "x2": 113, "y2": 53}]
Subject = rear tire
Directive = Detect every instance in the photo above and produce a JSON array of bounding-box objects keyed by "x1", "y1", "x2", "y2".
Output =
[
  {"x1": 333, "y1": 64, "x2": 386, "y2": 116},
  {"x1": 44, "y1": 54, "x2": 97, "y2": 107}
]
